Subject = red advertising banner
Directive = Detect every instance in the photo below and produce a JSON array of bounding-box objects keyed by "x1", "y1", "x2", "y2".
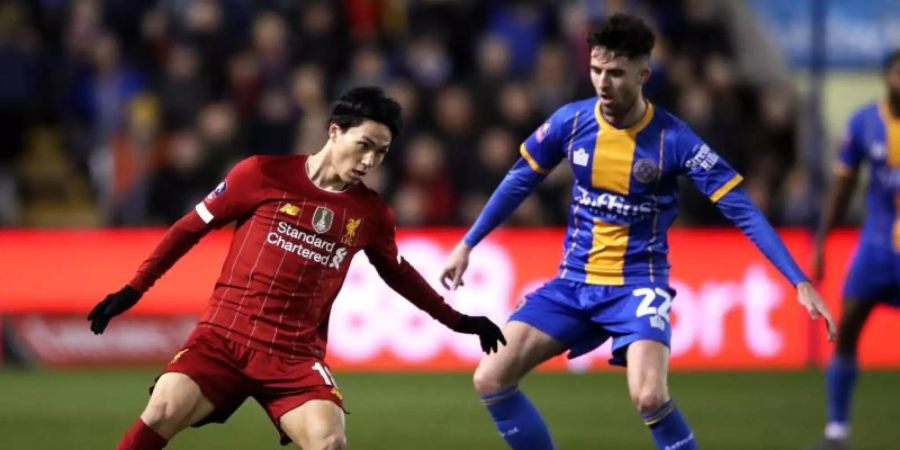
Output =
[
  {"x1": 7, "y1": 314, "x2": 197, "y2": 367},
  {"x1": 0, "y1": 228, "x2": 897, "y2": 370}
]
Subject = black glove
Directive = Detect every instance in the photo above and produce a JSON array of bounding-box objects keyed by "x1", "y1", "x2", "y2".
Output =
[
  {"x1": 87, "y1": 285, "x2": 142, "y2": 335},
  {"x1": 451, "y1": 315, "x2": 507, "y2": 354}
]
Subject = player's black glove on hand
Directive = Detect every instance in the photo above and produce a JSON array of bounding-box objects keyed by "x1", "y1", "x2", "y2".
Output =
[
  {"x1": 452, "y1": 315, "x2": 507, "y2": 354},
  {"x1": 87, "y1": 285, "x2": 142, "y2": 335}
]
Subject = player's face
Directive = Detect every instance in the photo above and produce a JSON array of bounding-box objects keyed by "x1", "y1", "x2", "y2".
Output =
[
  {"x1": 589, "y1": 46, "x2": 650, "y2": 119},
  {"x1": 329, "y1": 120, "x2": 392, "y2": 184}
]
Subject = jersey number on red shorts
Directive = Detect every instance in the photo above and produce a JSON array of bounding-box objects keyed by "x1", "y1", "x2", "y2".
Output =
[{"x1": 312, "y1": 362, "x2": 337, "y2": 386}]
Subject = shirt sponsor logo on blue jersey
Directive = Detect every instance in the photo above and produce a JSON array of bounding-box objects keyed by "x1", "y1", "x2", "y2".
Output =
[
  {"x1": 685, "y1": 144, "x2": 719, "y2": 171},
  {"x1": 574, "y1": 186, "x2": 654, "y2": 220}
]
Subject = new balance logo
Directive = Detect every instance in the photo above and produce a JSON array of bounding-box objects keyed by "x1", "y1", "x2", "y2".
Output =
[{"x1": 279, "y1": 203, "x2": 300, "y2": 217}]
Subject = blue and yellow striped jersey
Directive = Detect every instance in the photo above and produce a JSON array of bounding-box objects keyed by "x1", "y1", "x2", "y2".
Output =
[
  {"x1": 836, "y1": 101, "x2": 900, "y2": 250},
  {"x1": 521, "y1": 98, "x2": 743, "y2": 286}
]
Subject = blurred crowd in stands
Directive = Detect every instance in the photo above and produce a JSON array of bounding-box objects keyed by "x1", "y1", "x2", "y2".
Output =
[{"x1": 0, "y1": 0, "x2": 802, "y2": 228}]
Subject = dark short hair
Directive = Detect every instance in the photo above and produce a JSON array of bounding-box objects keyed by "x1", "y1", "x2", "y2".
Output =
[
  {"x1": 587, "y1": 13, "x2": 655, "y2": 59},
  {"x1": 329, "y1": 86, "x2": 403, "y2": 137},
  {"x1": 885, "y1": 49, "x2": 900, "y2": 72}
]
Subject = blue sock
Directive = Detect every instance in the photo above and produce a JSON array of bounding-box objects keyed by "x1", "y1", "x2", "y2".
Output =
[
  {"x1": 642, "y1": 400, "x2": 697, "y2": 450},
  {"x1": 481, "y1": 385, "x2": 554, "y2": 450},
  {"x1": 826, "y1": 354, "x2": 859, "y2": 424}
]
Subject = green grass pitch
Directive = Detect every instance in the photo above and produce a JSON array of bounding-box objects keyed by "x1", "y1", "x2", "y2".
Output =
[{"x1": 1, "y1": 369, "x2": 898, "y2": 449}]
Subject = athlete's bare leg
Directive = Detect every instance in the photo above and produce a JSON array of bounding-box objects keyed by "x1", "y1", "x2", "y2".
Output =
[
  {"x1": 280, "y1": 400, "x2": 346, "y2": 450},
  {"x1": 625, "y1": 340, "x2": 670, "y2": 414},
  {"x1": 472, "y1": 320, "x2": 567, "y2": 394},
  {"x1": 139, "y1": 372, "x2": 216, "y2": 439}
]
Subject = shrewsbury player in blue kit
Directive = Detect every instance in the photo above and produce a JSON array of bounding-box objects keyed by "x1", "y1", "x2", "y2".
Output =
[
  {"x1": 811, "y1": 50, "x2": 900, "y2": 450},
  {"x1": 441, "y1": 14, "x2": 837, "y2": 450}
]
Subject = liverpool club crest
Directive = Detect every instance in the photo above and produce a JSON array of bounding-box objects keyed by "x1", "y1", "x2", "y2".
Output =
[
  {"x1": 312, "y1": 206, "x2": 334, "y2": 234},
  {"x1": 341, "y1": 218, "x2": 363, "y2": 245}
]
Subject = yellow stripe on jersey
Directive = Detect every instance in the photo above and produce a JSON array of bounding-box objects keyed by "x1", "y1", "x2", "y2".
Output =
[
  {"x1": 884, "y1": 102, "x2": 900, "y2": 250},
  {"x1": 520, "y1": 144, "x2": 549, "y2": 175},
  {"x1": 710, "y1": 174, "x2": 744, "y2": 203},
  {"x1": 591, "y1": 101, "x2": 655, "y2": 194},
  {"x1": 894, "y1": 196, "x2": 900, "y2": 251},
  {"x1": 881, "y1": 101, "x2": 900, "y2": 168},
  {"x1": 585, "y1": 101, "x2": 653, "y2": 284},
  {"x1": 585, "y1": 218, "x2": 630, "y2": 285}
]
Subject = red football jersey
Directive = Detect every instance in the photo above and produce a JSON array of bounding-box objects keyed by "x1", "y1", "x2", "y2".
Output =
[{"x1": 130, "y1": 155, "x2": 460, "y2": 359}]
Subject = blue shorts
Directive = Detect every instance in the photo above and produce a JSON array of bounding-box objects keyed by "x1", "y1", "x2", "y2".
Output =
[
  {"x1": 843, "y1": 241, "x2": 900, "y2": 307},
  {"x1": 509, "y1": 278, "x2": 674, "y2": 366}
]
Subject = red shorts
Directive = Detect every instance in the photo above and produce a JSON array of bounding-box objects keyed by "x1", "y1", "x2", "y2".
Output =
[{"x1": 156, "y1": 326, "x2": 343, "y2": 445}]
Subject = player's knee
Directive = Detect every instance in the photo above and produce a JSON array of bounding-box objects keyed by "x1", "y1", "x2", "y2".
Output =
[
  {"x1": 140, "y1": 401, "x2": 169, "y2": 428},
  {"x1": 631, "y1": 388, "x2": 668, "y2": 414},
  {"x1": 309, "y1": 432, "x2": 347, "y2": 450},
  {"x1": 835, "y1": 332, "x2": 858, "y2": 356},
  {"x1": 472, "y1": 366, "x2": 511, "y2": 395},
  {"x1": 836, "y1": 340, "x2": 864, "y2": 358},
  {"x1": 140, "y1": 399, "x2": 191, "y2": 434},
  {"x1": 835, "y1": 310, "x2": 868, "y2": 355},
  {"x1": 472, "y1": 369, "x2": 498, "y2": 395}
]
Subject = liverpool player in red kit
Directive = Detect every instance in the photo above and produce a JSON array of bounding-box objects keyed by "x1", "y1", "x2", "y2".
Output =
[{"x1": 87, "y1": 87, "x2": 506, "y2": 450}]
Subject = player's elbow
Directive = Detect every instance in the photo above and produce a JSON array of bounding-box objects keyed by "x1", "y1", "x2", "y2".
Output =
[{"x1": 372, "y1": 262, "x2": 401, "y2": 283}]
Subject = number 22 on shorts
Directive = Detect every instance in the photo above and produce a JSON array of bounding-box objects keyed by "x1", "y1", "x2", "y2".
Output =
[{"x1": 633, "y1": 287, "x2": 672, "y2": 331}]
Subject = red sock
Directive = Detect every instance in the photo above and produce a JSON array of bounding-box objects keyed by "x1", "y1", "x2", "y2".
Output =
[{"x1": 116, "y1": 418, "x2": 168, "y2": 450}]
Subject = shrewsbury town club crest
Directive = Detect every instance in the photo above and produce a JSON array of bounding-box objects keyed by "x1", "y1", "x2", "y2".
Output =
[
  {"x1": 312, "y1": 206, "x2": 334, "y2": 234},
  {"x1": 633, "y1": 158, "x2": 659, "y2": 184}
]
